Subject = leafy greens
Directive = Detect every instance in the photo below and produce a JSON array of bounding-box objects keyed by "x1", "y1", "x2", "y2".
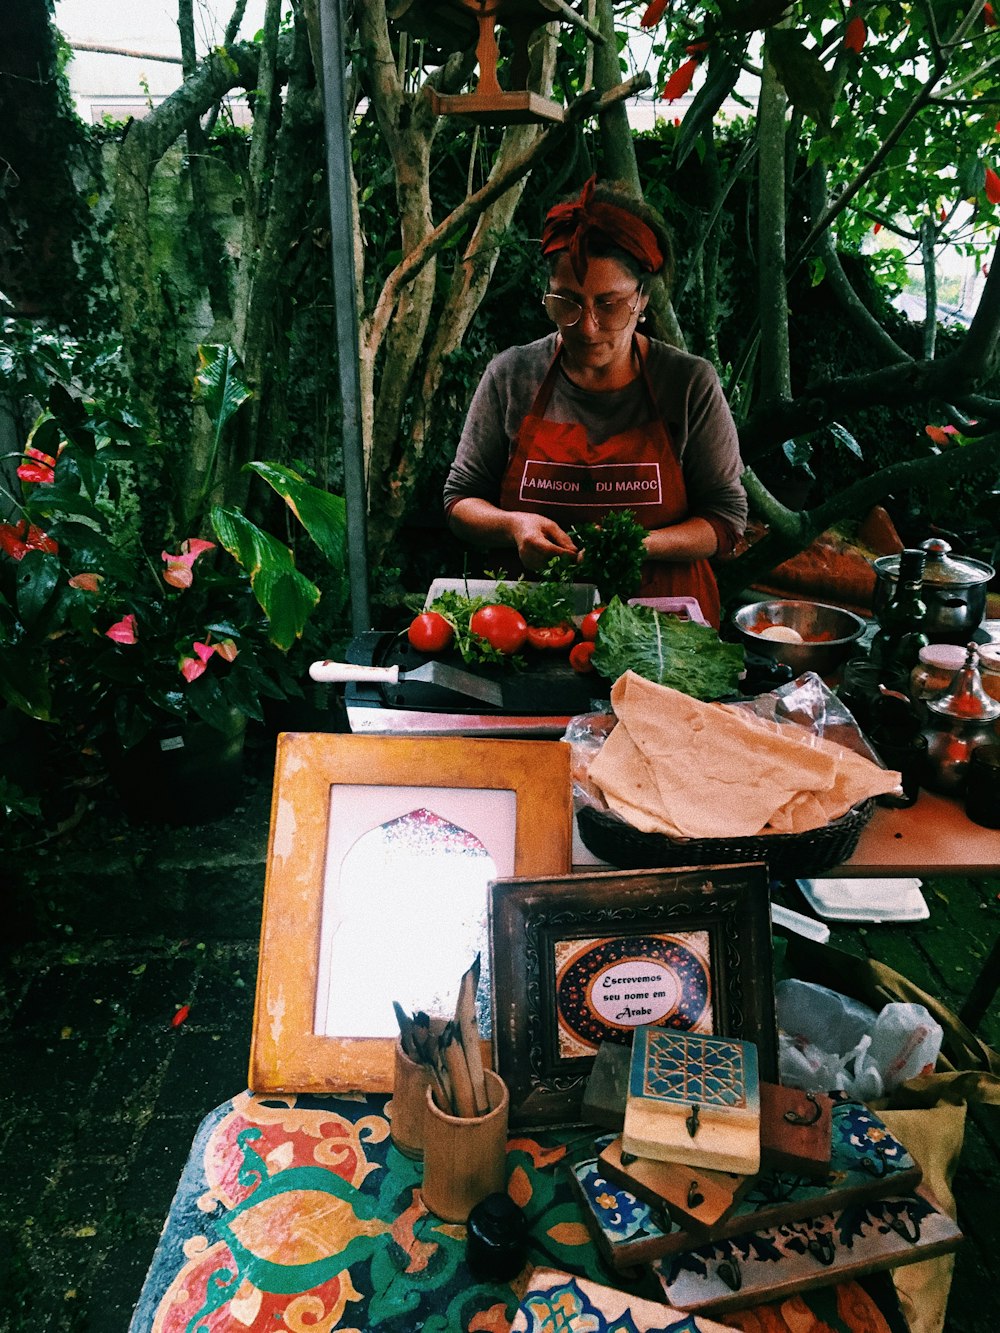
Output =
[{"x1": 591, "y1": 597, "x2": 745, "y2": 701}]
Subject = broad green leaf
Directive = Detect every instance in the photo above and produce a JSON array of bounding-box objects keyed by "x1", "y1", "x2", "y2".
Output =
[
  {"x1": 0, "y1": 647, "x2": 53, "y2": 718},
  {"x1": 767, "y1": 29, "x2": 834, "y2": 131},
  {"x1": 675, "y1": 42, "x2": 747, "y2": 168},
  {"x1": 210, "y1": 505, "x2": 320, "y2": 647},
  {"x1": 193, "y1": 344, "x2": 252, "y2": 434},
  {"x1": 244, "y1": 461, "x2": 347, "y2": 571},
  {"x1": 16, "y1": 550, "x2": 63, "y2": 631}
]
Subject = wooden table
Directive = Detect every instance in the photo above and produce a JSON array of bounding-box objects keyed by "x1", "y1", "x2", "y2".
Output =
[{"x1": 837, "y1": 790, "x2": 999, "y2": 876}]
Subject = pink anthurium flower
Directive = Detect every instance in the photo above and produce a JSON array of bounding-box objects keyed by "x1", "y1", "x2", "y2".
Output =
[
  {"x1": 161, "y1": 538, "x2": 216, "y2": 589},
  {"x1": 179, "y1": 654, "x2": 207, "y2": 682},
  {"x1": 69, "y1": 572, "x2": 103, "y2": 592},
  {"x1": 106, "y1": 614, "x2": 138, "y2": 644},
  {"x1": 193, "y1": 641, "x2": 215, "y2": 663}
]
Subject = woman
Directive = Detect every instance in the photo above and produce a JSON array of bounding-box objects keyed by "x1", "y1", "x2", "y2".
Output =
[{"x1": 443, "y1": 177, "x2": 747, "y2": 628}]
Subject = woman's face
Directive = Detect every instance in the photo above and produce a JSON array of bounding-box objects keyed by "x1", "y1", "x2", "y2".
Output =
[{"x1": 547, "y1": 253, "x2": 649, "y2": 374}]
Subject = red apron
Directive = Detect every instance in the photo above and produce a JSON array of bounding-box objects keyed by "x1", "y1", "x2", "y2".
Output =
[{"x1": 498, "y1": 340, "x2": 722, "y2": 627}]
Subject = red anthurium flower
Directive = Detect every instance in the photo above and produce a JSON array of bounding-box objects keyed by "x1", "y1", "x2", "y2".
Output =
[
  {"x1": 640, "y1": 0, "x2": 669, "y2": 28},
  {"x1": 24, "y1": 524, "x2": 58, "y2": 555},
  {"x1": 106, "y1": 614, "x2": 138, "y2": 644},
  {"x1": 1, "y1": 520, "x2": 58, "y2": 559},
  {"x1": 0, "y1": 520, "x2": 28, "y2": 559},
  {"x1": 171, "y1": 1004, "x2": 190, "y2": 1028},
  {"x1": 685, "y1": 40, "x2": 711, "y2": 55},
  {"x1": 17, "y1": 445, "x2": 57, "y2": 485},
  {"x1": 661, "y1": 57, "x2": 697, "y2": 102},
  {"x1": 985, "y1": 2, "x2": 996, "y2": 27},
  {"x1": 873, "y1": 222, "x2": 882, "y2": 234},
  {"x1": 214, "y1": 638, "x2": 239, "y2": 663},
  {"x1": 986, "y1": 167, "x2": 1000, "y2": 204},
  {"x1": 844, "y1": 15, "x2": 866, "y2": 52},
  {"x1": 162, "y1": 537, "x2": 215, "y2": 590},
  {"x1": 69, "y1": 572, "x2": 102, "y2": 592}
]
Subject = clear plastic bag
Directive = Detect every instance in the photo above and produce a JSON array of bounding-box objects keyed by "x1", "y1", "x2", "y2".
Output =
[
  {"x1": 776, "y1": 977, "x2": 943, "y2": 1097},
  {"x1": 561, "y1": 711, "x2": 617, "y2": 810},
  {"x1": 736, "y1": 670, "x2": 883, "y2": 764}
]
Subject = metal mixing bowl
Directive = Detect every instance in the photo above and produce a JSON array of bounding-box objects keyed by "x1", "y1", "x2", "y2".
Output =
[{"x1": 731, "y1": 599, "x2": 867, "y2": 675}]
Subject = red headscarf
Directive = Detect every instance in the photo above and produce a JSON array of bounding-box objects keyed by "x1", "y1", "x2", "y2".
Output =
[{"x1": 540, "y1": 176, "x2": 664, "y2": 282}]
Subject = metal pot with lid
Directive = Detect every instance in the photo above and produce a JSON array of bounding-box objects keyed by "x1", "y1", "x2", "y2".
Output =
[{"x1": 873, "y1": 537, "x2": 994, "y2": 641}]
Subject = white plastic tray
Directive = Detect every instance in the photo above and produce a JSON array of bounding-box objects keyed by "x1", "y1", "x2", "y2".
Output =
[{"x1": 795, "y1": 877, "x2": 929, "y2": 923}]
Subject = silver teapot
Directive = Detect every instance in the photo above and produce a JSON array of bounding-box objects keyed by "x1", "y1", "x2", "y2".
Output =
[
  {"x1": 922, "y1": 645, "x2": 1000, "y2": 794},
  {"x1": 873, "y1": 538, "x2": 993, "y2": 642}
]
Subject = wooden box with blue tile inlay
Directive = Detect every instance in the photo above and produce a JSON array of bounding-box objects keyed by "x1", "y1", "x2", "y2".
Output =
[
  {"x1": 566, "y1": 1101, "x2": 920, "y2": 1272},
  {"x1": 622, "y1": 1027, "x2": 760, "y2": 1176}
]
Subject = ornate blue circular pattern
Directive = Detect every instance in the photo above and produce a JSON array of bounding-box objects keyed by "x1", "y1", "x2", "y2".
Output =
[{"x1": 556, "y1": 934, "x2": 711, "y2": 1048}]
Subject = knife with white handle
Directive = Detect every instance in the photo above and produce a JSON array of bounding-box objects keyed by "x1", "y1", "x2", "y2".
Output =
[{"x1": 309, "y1": 658, "x2": 504, "y2": 708}]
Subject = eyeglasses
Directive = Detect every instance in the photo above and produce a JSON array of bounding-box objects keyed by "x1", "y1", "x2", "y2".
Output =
[{"x1": 541, "y1": 288, "x2": 643, "y2": 331}]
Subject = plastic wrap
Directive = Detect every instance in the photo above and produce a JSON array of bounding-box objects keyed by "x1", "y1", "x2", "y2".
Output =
[{"x1": 776, "y1": 978, "x2": 943, "y2": 1097}]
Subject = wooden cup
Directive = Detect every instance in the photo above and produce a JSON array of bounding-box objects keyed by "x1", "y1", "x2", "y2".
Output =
[
  {"x1": 390, "y1": 1040, "x2": 433, "y2": 1160},
  {"x1": 421, "y1": 1069, "x2": 509, "y2": 1223}
]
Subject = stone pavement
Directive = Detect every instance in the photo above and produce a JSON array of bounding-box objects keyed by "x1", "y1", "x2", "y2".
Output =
[
  {"x1": 1, "y1": 749, "x2": 274, "y2": 1333},
  {"x1": 1, "y1": 739, "x2": 999, "y2": 1332}
]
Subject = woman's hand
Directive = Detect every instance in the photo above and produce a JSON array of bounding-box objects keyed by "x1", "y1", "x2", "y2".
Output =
[{"x1": 508, "y1": 512, "x2": 579, "y2": 571}]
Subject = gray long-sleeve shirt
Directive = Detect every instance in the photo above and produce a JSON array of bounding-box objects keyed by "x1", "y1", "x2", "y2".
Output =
[{"x1": 443, "y1": 334, "x2": 748, "y2": 552}]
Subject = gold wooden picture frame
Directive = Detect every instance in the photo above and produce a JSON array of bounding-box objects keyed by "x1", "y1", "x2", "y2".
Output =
[{"x1": 249, "y1": 733, "x2": 573, "y2": 1094}]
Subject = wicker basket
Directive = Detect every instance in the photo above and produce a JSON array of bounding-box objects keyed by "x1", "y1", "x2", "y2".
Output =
[{"x1": 576, "y1": 799, "x2": 876, "y2": 879}]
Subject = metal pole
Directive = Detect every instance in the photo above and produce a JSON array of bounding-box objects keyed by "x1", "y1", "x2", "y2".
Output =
[{"x1": 318, "y1": 0, "x2": 371, "y2": 633}]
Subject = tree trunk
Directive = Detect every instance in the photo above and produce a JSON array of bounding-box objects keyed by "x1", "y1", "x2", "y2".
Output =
[
  {"x1": 756, "y1": 34, "x2": 791, "y2": 407},
  {"x1": 591, "y1": 0, "x2": 685, "y2": 349}
]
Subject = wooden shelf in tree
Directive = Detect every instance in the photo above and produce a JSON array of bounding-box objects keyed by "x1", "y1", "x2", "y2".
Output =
[{"x1": 429, "y1": 88, "x2": 565, "y2": 123}]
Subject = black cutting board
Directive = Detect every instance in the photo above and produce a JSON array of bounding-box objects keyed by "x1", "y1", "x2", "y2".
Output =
[{"x1": 350, "y1": 631, "x2": 604, "y2": 716}]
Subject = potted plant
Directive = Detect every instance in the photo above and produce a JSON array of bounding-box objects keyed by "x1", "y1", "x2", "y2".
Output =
[{"x1": 0, "y1": 345, "x2": 348, "y2": 824}]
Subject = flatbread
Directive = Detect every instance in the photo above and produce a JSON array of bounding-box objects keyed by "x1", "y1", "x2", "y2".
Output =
[{"x1": 588, "y1": 671, "x2": 901, "y2": 838}]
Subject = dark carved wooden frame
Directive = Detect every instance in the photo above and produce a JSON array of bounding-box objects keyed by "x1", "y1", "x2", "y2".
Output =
[{"x1": 489, "y1": 864, "x2": 777, "y2": 1130}]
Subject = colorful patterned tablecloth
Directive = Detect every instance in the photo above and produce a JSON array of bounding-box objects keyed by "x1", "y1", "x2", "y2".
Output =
[{"x1": 129, "y1": 1091, "x2": 904, "y2": 1333}]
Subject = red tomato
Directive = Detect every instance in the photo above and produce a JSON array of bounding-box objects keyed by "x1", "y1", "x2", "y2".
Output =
[
  {"x1": 580, "y1": 606, "x2": 606, "y2": 642},
  {"x1": 469, "y1": 604, "x2": 529, "y2": 654},
  {"x1": 569, "y1": 641, "x2": 597, "y2": 673},
  {"x1": 407, "y1": 611, "x2": 454, "y2": 654},
  {"x1": 526, "y1": 623, "x2": 575, "y2": 652}
]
